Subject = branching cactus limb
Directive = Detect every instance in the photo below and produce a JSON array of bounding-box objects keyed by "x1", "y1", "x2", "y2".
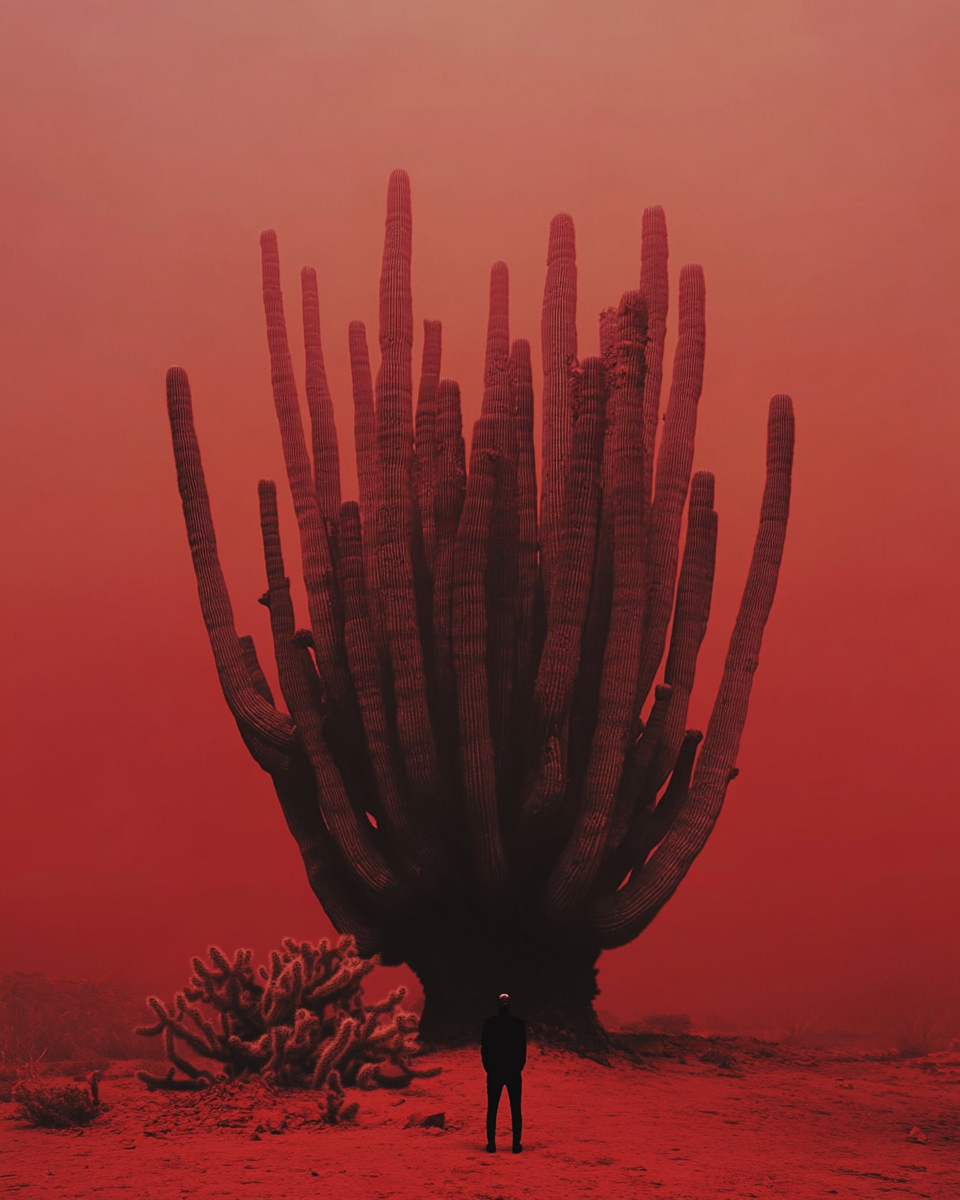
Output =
[
  {"x1": 594, "y1": 395, "x2": 795, "y2": 948},
  {"x1": 165, "y1": 172, "x2": 794, "y2": 1045}
]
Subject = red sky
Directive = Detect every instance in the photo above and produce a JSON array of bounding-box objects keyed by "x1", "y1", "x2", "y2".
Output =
[{"x1": 1, "y1": 0, "x2": 958, "y2": 1036}]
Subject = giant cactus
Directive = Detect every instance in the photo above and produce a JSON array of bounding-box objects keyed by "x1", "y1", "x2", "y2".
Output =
[{"x1": 166, "y1": 170, "x2": 794, "y2": 1046}]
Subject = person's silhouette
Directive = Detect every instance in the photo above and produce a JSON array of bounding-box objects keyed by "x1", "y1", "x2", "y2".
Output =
[{"x1": 481, "y1": 992, "x2": 526, "y2": 1153}]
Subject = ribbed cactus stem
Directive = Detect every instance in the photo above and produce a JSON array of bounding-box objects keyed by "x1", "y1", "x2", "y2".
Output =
[
  {"x1": 348, "y1": 320, "x2": 382, "y2": 634},
  {"x1": 510, "y1": 338, "x2": 540, "y2": 706},
  {"x1": 260, "y1": 231, "x2": 348, "y2": 710},
  {"x1": 375, "y1": 170, "x2": 441, "y2": 812},
  {"x1": 301, "y1": 266, "x2": 342, "y2": 526},
  {"x1": 432, "y1": 378, "x2": 466, "y2": 722},
  {"x1": 256, "y1": 480, "x2": 404, "y2": 910},
  {"x1": 542, "y1": 291, "x2": 648, "y2": 920},
  {"x1": 654, "y1": 470, "x2": 718, "y2": 785},
  {"x1": 639, "y1": 205, "x2": 669, "y2": 515},
  {"x1": 522, "y1": 355, "x2": 606, "y2": 833},
  {"x1": 415, "y1": 320, "x2": 442, "y2": 577},
  {"x1": 452, "y1": 426, "x2": 507, "y2": 896},
  {"x1": 540, "y1": 213, "x2": 578, "y2": 610},
  {"x1": 635, "y1": 263, "x2": 706, "y2": 712},
  {"x1": 338, "y1": 500, "x2": 445, "y2": 883},
  {"x1": 251, "y1": 480, "x2": 378, "y2": 947},
  {"x1": 481, "y1": 262, "x2": 519, "y2": 768}
]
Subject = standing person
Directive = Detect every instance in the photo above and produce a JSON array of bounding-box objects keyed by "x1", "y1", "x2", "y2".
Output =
[{"x1": 481, "y1": 992, "x2": 526, "y2": 1153}]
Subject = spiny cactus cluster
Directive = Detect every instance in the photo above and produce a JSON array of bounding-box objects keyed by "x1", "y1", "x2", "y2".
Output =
[
  {"x1": 165, "y1": 169, "x2": 793, "y2": 1041},
  {"x1": 135, "y1": 935, "x2": 438, "y2": 1116}
]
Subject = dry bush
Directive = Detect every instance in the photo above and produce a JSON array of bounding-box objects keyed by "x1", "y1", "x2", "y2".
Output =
[
  {"x1": 777, "y1": 1014, "x2": 821, "y2": 1047},
  {"x1": 893, "y1": 1011, "x2": 946, "y2": 1058},
  {"x1": 12, "y1": 1072, "x2": 100, "y2": 1128}
]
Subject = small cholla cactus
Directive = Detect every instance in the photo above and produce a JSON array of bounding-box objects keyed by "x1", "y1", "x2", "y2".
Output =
[{"x1": 135, "y1": 935, "x2": 438, "y2": 1114}]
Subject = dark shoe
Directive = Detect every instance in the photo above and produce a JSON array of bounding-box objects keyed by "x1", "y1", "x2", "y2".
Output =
[
  {"x1": 486, "y1": 1142, "x2": 496, "y2": 1153},
  {"x1": 512, "y1": 1143, "x2": 523, "y2": 1154}
]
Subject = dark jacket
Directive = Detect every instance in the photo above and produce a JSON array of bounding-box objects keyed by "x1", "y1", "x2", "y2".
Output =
[{"x1": 481, "y1": 1011, "x2": 527, "y2": 1076}]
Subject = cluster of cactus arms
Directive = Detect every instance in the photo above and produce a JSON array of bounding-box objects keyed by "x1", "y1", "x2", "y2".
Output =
[
  {"x1": 166, "y1": 169, "x2": 793, "y2": 1044},
  {"x1": 135, "y1": 935, "x2": 438, "y2": 1110}
]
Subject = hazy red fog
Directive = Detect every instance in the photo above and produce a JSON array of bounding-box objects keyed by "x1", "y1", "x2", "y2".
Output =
[{"x1": 1, "y1": 0, "x2": 957, "y2": 1037}]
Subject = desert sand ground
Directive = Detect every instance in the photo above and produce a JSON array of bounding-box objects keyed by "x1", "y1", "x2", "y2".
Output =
[{"x1": 3, "y1": 1036, "x2": 957, "y2": 1199}]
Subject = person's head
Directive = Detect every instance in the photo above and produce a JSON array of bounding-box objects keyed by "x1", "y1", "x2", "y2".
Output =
[{"x1": 498, "y1": 993, "x2": 510, "y2": 1012}]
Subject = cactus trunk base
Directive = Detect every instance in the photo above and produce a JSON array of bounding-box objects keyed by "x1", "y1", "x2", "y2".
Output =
[{"x1": 398, "y1": 921, "x2": 608, "y2": 1052}]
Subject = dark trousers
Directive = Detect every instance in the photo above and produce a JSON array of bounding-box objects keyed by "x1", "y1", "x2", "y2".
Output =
[{"x1": 486, "y1": 1072, "x2": 522, "y2": 1145}]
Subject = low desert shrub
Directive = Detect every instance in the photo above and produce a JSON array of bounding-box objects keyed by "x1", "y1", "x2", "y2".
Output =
[
  {"x1": 13, "y1": 1072, "x2": 100, "y2": 1128},
  {"x1": 893, "y1": 1011, "x2": 944, "y2": 1058}
]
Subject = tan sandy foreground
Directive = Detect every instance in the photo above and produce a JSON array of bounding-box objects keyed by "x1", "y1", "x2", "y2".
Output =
[{"x1": 2, "y1": 1038, "x2": 957, "y2": 1198}]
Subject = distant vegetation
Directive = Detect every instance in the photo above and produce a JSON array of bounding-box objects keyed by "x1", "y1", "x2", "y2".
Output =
[{"x1": 0, "y1": 971, "x2": 161, "y2": 1064}]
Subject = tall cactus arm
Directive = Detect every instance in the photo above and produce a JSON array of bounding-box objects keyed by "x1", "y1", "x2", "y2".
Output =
[
  {"x1": 539, "y1": 214, "x2": 578, "y2": 609},
  {"x1": 481, "y1": 264, "x2": 520, "y2": 771},
  {"x1": 453, "y1": 427, "x2": 508, "y2": 897},
  {"x1": 650, "y1": 470, "x2": 718, "y2": 791},
  {"x1": 415, "y1": 319, "x2": 442, "y2": 578},
  {"x1": 375, "y1": 169, "x2": 442, "y2": 815},
  {"x1": 165, "y1": 366, "x2": 295, "y2": 766},
  {"x1": 339, "y1": 500, "x2": 448, "y2": 885},
  {"x1": 257, "y1": 479, "x2": 406, "y2": 910},
  {"x1": 635, "y1": 264, "x2": 707, "y2": 711},
  {"x1": 510, "y1": 338, "x2": 541, "y2": 706},
  {"x1": 541, "y1": 292, "x2": 648, "y2": 922},
  {"x1": 260, "y1": 231, "x2": 349, "y2": 711},
  {"x1": 594, "y1": 395, "x2": 795, "y2": 948},
  {"x1": 520, "y1": 356, "x2": 607, "y2": 837},
  {"x1": 348, "y1": 319, "x2": 383, "y2": 650},
  {"x1": 639, "y1": 206, "x2": 669, "y2": 516},
  {"x1": 301, "y1": 266, "x2": 342, "y2": 526},
  {"x1": 432, "y1": 378, "x2": 467, "y2": 730}
]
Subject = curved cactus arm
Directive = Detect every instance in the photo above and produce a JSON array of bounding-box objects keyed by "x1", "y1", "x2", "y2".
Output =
[
  {"x1": 238, "y1": 635, "x2": 275, "y2": 706},
  {"x1": 594, "y1": 395, "x2": 794, "y2": 949},
  {"x1": 539, "y1": 213, "x2": 578, "y2": 609},
  {"x1": 165, "y1": 367, "x2": 295, "y2": 764},
  {"x1": 375, "y1": 170, "x2": 442, "y2": 816},
  {"x1": 602, "y1": 682, "x2": 673, "y2": 877},
  {"x1": 257, "y1": 479, "x2": 405, "y2": 913},
  {"x1": 611, "y1": 728, "x2": 703, "y2": 887},
  {"x1": 453, "y1": 426, "x2": 508, "y2": 897},
  {"x1": 541, "y1": 291, "x2": 648, "y2": 922},
  {"x1": 260, "y1": 231, "x2": 349, "y2": 712},
  {"x1": 301, "y1": 265, "x2": 342, "y2": 526},
  {"x1": 634, "y1": 264, "x2": 707, "y2": 712},
  {"x1": 650, "y1": 470, "x2": 718, "y2": 791}
]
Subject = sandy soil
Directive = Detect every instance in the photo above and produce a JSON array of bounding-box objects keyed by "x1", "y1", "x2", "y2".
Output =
[{"x1": 2, "y1": 1037, "x2": 957, "y2": 1199}]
